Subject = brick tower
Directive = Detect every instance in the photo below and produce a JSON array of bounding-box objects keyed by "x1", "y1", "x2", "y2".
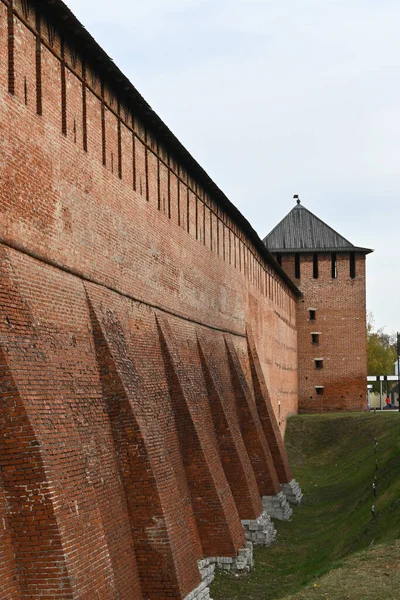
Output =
[{"x1": 264, "y1": 198, "x2": 373, "y2": 413}]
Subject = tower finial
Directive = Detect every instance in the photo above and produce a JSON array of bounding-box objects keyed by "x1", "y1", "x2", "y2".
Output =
[{"x1": 293, "y1": 194, "x2": 300, "y2": 205}]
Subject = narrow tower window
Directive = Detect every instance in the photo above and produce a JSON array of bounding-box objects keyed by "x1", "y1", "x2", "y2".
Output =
[
  {"x1": 313, "y1": 252, "x2": 318, "y2": 279},
  {"x1": 350, "y1": 252, "x2": 356, "y2": 279},
  {"x1": 313, "y1": 253, "x2": 319, "y2": 279},
  {"x1": 276, "y1": 253, "x2": 282, "y2": 266},
  {"x1": 309, "y1": 309, "x2": 316, "y2": 321},
  {"x1": 295, "y1": 254, "x2": 300, "y2": 279},
  {"x1": 331, "y1": 252, "x2": 337, "y2": 279}
]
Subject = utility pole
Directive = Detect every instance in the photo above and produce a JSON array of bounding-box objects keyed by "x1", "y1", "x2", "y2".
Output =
[
  {"x1": 397, "y1": 333, "x2": 400, "y2": 411},
  {"x1": 384, "y1": 375, "x2": 388, "y2": 407}
]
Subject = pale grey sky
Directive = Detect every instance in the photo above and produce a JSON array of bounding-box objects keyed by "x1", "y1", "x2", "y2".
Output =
[{"x1": 65, "y1": 0, "x2": 400, "y2": 334}]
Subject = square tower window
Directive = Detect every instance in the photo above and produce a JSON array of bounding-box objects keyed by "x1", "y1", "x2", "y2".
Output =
[
  {"x1": 309, "y1": 309, "x2": 316, "y2": 321},
  {"x1": 315, "y1": 359, "x2": 324, "y2": 370},
  {"x1": 311, "y1": 333, "x2": 320, "y2": 345},
  {"x1": 315, "y1": 386, "x2": 324, "y2": 395}
]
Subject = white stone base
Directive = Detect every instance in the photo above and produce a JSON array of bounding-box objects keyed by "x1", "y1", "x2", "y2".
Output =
[
  {"x1": 186, "y1": 542, "x2": 254, "y2": 600},
  {"x1": 210, "y1": 541, "x2": 254, "y2": 574},
  {"x1": 198, "y1": 558, "x2": 215, "y2": 587},
  {"x1": 281, "y1": 479, "x2": 303, "y2": 505},
  {"x1": 184, "y1": 559, "x2": 214, "y2": 600},
  {"x1": 184, "y1": 578, "x2": 212, "y2": 600},
  {"x1": 262, "y1": 491, "x2": 293, "y2": 520},
  {"x1": 242, "y1": 511, "x2": 276, "y2": 546}
]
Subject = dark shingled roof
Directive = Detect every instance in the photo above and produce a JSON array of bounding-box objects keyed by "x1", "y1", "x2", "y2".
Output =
[
  {"x1": 36, "y1": 0, "x2": 301, "y2": 297},
  {"x1": 263, "y1": 200, "x2": 373, "y2": 254}
]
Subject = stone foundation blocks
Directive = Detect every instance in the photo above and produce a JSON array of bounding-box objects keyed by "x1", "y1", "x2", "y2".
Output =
[
  {"x1": 184, "y1": 578, "x2": 212, "y2": 600},
  {"x1": 262, "y1": 491, "x2": 293, "y2": 520},
  {"x1": 242, "y1": 511, "x2": 276, "y2": 546},
  {"x1": 184, "y1": 559, "x2": 214, "y2": 600},
  {"x1": 198, "y1": 558, "x2": 215, "y2": 588},
  {"x1": 281, "y1": 479, "x2": 303, "y2": 505},
  {"x1": 189, "y1": 542, "x2": 254, "y2": 600},
  {"x1": 210, "y1": 541, "x2": 254, "y2": 574}
]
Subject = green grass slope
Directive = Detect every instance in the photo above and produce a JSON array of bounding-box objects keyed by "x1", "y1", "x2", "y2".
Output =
[
  {"x1": 284, "y1": 540, "x2": 400, "y2": 600},
  {"x1": 211, "y1": 413, "x2": 400, "y2": 600}
]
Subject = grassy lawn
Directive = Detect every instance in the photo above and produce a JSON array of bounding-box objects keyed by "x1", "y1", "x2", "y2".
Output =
[
  {"x1": 284, "y1": 540, "x2": 400, "y2": 600},
  {"x1": 211, "y1": 412, "x2": 400, "y2": 600}
]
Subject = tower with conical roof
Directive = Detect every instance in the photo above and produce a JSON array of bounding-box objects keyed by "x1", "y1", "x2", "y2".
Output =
[{"x1": 264, "y1": 198, "x2": 372, "y2": 413}]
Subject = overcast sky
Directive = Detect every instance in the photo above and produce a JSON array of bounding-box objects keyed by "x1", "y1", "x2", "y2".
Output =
[{"x1": 65, "y1": 0, "x2": 400, "y2": 335}]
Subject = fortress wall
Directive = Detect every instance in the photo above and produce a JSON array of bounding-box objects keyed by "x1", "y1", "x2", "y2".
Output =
[
  {"x1": 0, "y1": 0, "x2": 298, "y2": 425},
  {"x1": 0, "y1": 1, "x2": 300, "y2": 597},
  {"x1": 0, "y1": 245, "x2": 295, "y2": 598}
]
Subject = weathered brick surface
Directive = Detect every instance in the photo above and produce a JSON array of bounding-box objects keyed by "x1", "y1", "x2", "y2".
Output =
[
  {"x1": 0, "y1": 247, "x2": 297, "y2": 597},
  {"x1": 225, "y1": 338, "x2": 281, "y2": 497},
  {"x1": 0, "y1": 1, "x2": 300, "y2": 597},
  {"x1": 2, "y1": 248, "x2": 144, "y2": 599},
  {"x1": 157, "y1": 316, "x2": 246, "y2": 558},
  {"x1": 0, "y1": 249, "x2": 88, "y2": 599},
  {"x1": 87, "y1": 294, "x2": 200, "y2": 599},
  {"x1": 247, "y1": 328, "x2": 293, "y2": 483},
  {"x1": 197, "y1": 336, "x2": 262, "y2": 520},
  {"x1": 0, "y1": 475, "x2": 20, "y2": 599}
]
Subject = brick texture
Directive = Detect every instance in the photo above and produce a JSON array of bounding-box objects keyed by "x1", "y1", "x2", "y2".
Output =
[
  {"x1": 225, "y1": 338, "x2": 281, "y2": 497},
  {"x1": 197, "y1": 335, "x2": 262, "y2": 520},
  {"x1": 247, "y1": 328, "x2": 293, "y2": 483}
]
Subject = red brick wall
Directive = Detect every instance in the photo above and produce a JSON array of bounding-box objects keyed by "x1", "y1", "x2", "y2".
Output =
[
  {"x1": 0, "y1": 1, "x2": 299, "y2": 597},
  {"x1": 0, "y1": 0, "x2": 298, "y2": 425},
  {"x1": 0, "y1": 245, "x2": 295, "y2": 598},
  {"x1": 281, "y1": 252, "x2": 367, "y2": 412}
]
